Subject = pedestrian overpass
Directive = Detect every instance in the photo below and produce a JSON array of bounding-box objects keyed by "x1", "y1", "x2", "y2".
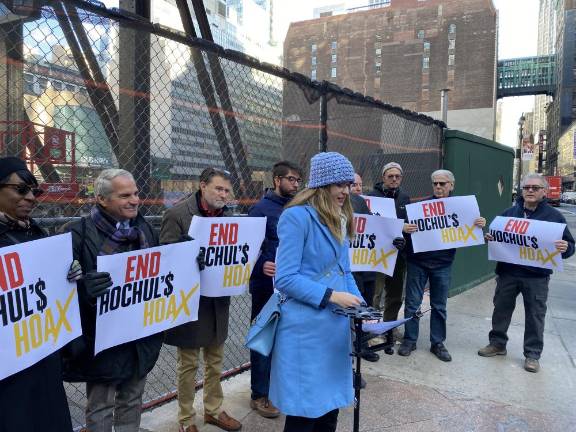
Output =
[{"x1": 497, "y1": 55, "x2": 556, "y2": 98}]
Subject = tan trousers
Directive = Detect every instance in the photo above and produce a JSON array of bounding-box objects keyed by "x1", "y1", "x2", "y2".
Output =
[{"x1": 177, "y1": 344, "x2": 225, "y2": 427}]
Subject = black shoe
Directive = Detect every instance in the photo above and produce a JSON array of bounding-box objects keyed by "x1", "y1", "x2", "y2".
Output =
[
  {"x1": 430, "y1": 343, "x2": 452, "y2": 362},
  {"x1": 361, "y1": 351, "x2": 380, "y2": 362},
  {"x1": 398, "y1": 341, "x2": 416, "y2": 357}
]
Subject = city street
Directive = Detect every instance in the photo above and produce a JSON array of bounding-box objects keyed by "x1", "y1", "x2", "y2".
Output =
[{"x1": 139, "y1": 206, "x2": 576, "y2": 431}]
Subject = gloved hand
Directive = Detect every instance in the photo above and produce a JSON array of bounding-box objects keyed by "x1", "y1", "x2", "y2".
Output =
[
  {"x1": 197, "y1": 251, "x2": 206, "y2": 271},
  {"x1": 67, "y1": 260, "x2": 83, "y2": 282},
  {"x1": 83, "y1": 271, "x2": 113, "y2": 299},
  {"x1": 392, "y1": 237, "x2": 406, "y2": 251}
]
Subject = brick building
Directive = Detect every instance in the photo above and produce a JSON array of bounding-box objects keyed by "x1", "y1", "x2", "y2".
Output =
[{"x1": 283, "y1": 0, "x2": 497, "y2": 139}]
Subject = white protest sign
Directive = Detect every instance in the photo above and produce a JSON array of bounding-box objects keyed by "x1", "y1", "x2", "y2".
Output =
[
  {"x1": 0, "y1": 233, "x2": 81, "y2": 380},
  {"x1": 95, "y1": 241, "x2": 201, "y2": 354},
  {"x1": 406, "y1": 195, "x2": 484, "y2": 253},
  {"x1": 361, "y1": 195, "x2": 397, "y2": 218},
  {"x1": 189, "y1": 216, "x2": 266, "y2": 297},
  {"x1": 349, "y1": 214, "x2": 404, "y2": 276},
  {"x1": 488, "y1": 216, "x2": 566, "y2": 271}
]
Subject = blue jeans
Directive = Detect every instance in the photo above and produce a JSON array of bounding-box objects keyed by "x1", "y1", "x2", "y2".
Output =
[
  {"x1": 250, "y1": 286, "x2": 273, "y2": 399},
  {"x1": 403, "y1": 262, "x2": 451, "y2": 346}
]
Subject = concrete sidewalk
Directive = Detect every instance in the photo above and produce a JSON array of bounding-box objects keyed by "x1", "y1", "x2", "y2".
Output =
[{"x1": 141, "y1": 244, "x2": 576, "y2": 431}]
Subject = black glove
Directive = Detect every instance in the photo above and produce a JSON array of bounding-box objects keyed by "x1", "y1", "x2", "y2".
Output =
[
  {"x1": 83, "y1": 271, "x2": 113, "y2": 299},
  {"x1": 392, "y1": 237, "x2": 405, "y2": 251},
  {"x1": 197, "y1": 251, "x2": 206, "y2": 271}
]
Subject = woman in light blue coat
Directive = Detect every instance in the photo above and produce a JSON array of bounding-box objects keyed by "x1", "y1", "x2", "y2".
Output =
[{"x1": 269, "y1": 152, "x2": 364, "y2": 432}]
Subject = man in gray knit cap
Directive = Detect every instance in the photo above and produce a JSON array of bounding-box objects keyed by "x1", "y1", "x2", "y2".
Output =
[{"x1": 368, "y1": 162, "x2": 412, "y2": 329}]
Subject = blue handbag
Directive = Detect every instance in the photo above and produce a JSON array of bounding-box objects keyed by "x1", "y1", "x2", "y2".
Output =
[{"x1": 245, "y1": 291, "x2": 283, "y2": 356}]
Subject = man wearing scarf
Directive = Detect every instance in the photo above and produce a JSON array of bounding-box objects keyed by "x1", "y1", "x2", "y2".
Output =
[
  {"x1": 160, "y1": 167, "x2": 241, "y2": 432},
  {"x1": 62, "y1": 169, "x2": 162, "y2": 432}
]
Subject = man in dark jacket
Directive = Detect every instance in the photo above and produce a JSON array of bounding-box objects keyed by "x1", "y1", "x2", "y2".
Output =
[
  {"x1": 62, "y1": 169, "x2": 162, "y2": 432},
  {"x1": 478, "y1": 173, "x2": 575, "y2": 373},
  {"x1": 399, "y1": 170, "x2": 485, "y2": 362},
  {"x1": 160, "y1": 167, "x2": 241, "y2": 432},
  {"x1": 368, "y1": 162, "x2": 411, "y2": 321},
  {"x1": 248, "y1": 161, "x2": 302, "y2": 418}
]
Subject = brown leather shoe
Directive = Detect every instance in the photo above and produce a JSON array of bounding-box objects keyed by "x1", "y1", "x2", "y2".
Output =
[
  {"x1": 250, "y1": 397, "x2": 280, "y2": 418},
  {"x1": 178, "y1": 425, "x2": 199, "y2": 432},
  {"x1": 204, "y1": 411, "x2": 242, "y2": 431}
]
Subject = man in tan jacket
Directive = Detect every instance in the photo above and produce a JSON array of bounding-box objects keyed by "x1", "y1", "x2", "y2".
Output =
[{"x1": 160, "y1": 167, "x2": 241, "y2": 432}]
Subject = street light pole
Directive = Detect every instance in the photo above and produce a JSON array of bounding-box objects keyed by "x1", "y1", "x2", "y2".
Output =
[{"x1": 516, "y1": 114, "x2": 526, "y2": 194}]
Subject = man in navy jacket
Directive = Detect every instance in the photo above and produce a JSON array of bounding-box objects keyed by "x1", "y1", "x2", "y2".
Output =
[
  {"x1": 479, "y1": 174, "x2": 574, "y2": 373},
  {"x1": 248, "y1": 161, "x2": 302, "y2": 418}
]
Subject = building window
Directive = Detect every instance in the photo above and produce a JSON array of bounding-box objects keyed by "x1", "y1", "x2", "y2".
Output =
[
  {"x1": 312, "y1": 56, "x2": 317, "y2": 66},
  {"x1": 417, "y1": 30, "x2": 425, "y2": 39},
  {"x1": 331, "y1": 41, "x2": 337, "y2": 50},
  {"x1": 424, "y1": 41, "x2": 430, "y2": 51},
  {"x1": 448, "y1": 39, "x2": 455, "y2": 50},
  {"x1": 217, "y1": 0, "x2": 227, "y2": 17},
  {"x1": 448, "y1": 54, "x2": 455, "y2": 66},
  {"x1": 423, "y1": 57, "x2": 429, "y2": 69},
  {"x1": 375, "y1": 62, "x2": 381, "y2": 74},
  {"x1": 449, "y1": 23, "x2": 456, "y2": 34},
  {"x1": 375, "y1": 47, "x2": 382, "y2": 56},
  {"x1": 311, "y1": 43, "x2": 317, "y2": 52},
  {"x1": 311, "y1": 69, "x2": 317, "y2": 80},
  {"x1": 331, "y1": 54, "x2": 337, "y2": 63},
  {"x1": 331, "y1": 67, "x2": 337, "y2": 78}
]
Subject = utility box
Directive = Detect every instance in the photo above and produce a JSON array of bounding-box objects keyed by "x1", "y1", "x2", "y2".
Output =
[{"x1": 443, "y1": 130, "x2": 514, "y2": 296}]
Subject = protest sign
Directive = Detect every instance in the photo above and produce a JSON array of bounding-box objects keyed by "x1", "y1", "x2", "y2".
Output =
[
  {"x1": 349, "y1": 214, "x2": 404, "y2": 276},
  {"x1": 405, "y1": 195, "x2": 484, "y2": 253},
  {"x1": 189, "y1": 216, "x2": 266, "y2": 297},
  {"x1": 360, "y1": 195, "x2": 397, "y2": 218},
  {"x1": 95, "y1": 241, "x2": 201, "y2": 354},
  {"x1": 0, "y1": 233, "x2": 81, "y2": 380},
  {"x1": 488, "y1": 216, "x2": 566, "y2": 271}
]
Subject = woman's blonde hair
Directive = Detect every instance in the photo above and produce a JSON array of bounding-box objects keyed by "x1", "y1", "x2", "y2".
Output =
[{"x1": 287, "y1": 186, "x2": 355, "y2": 242}]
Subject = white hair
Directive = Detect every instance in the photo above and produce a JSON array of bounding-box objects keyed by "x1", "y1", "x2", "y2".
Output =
[
  {"x1": 94, "y1": 169, "x2": 135, "y2": 198},
  {"x1": 521, "y1": 173, "x2": 548, "y2": 189},
  {"x1": 431, "y1": 169, "x2": 455, "y2": 184}
]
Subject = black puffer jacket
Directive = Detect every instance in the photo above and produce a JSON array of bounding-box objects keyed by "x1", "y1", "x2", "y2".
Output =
[
  {"x1": 0, "y1": 220, "x2": 73, "y2": 432},
  {"x1": 61, "y1": 212, "x2": 163, "y2": 383}
]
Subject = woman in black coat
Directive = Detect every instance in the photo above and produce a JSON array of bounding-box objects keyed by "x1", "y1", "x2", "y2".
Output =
[{"x1": 0, "y1": 157, "x2": 73, "y2": 432}]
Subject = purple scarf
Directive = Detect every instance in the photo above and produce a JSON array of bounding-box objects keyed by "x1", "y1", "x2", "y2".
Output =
[{"x1": 90, "y1": 206, "x2": 149, "y2": 256}]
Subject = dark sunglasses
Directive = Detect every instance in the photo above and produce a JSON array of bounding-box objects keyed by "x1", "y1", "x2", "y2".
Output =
[
  {"x1": 522, "y1": 185, "x2": 544, "y2": 191},
  {"x1": 0, "y1": 183, "x2": 44, "y2": 197},
  {"x1": 433, "y1": 181, "x2": 449, "y2": 186},
  {"x1": 278, "y1": 175, "x2": 302, "y2": 184}
]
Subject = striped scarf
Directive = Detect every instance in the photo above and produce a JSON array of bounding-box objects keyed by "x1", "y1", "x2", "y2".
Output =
[{"x1": 90, "y1": 206, "x2": 149, "y2": 256}]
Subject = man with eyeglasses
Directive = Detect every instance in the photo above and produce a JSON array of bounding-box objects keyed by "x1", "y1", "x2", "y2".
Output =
[
  {"x1": 247, "y1": 161, "x2": 302, "y2": 418},
  {"x1": 478, "y1": 173, "x2": 574, "y2": 373},
  {"x1": 399, "y1": 169, "x2": 485, "y2": 362},
  {"x1": 368, "y1": 162, "x2": 411, "y2": 335},
  {"x1": 160, "y1": 167, "x2": 242, "y2": 432}
]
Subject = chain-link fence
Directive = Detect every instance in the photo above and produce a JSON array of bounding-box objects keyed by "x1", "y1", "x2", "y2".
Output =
[{"x1": 0, "y1": 1, "x2": 444, "y2": 429}]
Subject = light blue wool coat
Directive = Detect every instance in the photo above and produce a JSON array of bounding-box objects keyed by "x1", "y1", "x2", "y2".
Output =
[{"x1": 269, "y1": 205, "x2": 363, "y2": 418}]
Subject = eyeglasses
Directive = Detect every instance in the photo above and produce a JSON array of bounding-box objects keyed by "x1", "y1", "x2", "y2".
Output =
[
  {"x1": 0, "y1": 183, "x2": 44, "y2": 197},
  {"x1": 522, "y1": 185, "x2": 544, "y2": 191},
  {"x1": 278, "y1": 176, "x2": 302, "y2": 184},
  {"x1": 433, "y1": 181, "x2": 450, "y2": 187}
]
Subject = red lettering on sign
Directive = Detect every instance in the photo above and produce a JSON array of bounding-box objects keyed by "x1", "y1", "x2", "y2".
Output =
[
  {"x1": 209, "y1": 223, "x2": 239, "y2": 245},
  {"x1": 504, "y1": 219, "x2": 529, "y2": 234},
  {"x1": 364, "y1": 198, "x2": 371, "y2": 210},
  {"x1": 354, "y1": 217, "x2": 366, "y2": 234},
  {"x1": 0, "y1": 252, "x2": 24, "y2": 292},
  {"x1": 422, "y1": 201, "x2": 446, "y2": 217},
  {"x1": 125, "y1": 252, "x2": 161, "y2": 282}
]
